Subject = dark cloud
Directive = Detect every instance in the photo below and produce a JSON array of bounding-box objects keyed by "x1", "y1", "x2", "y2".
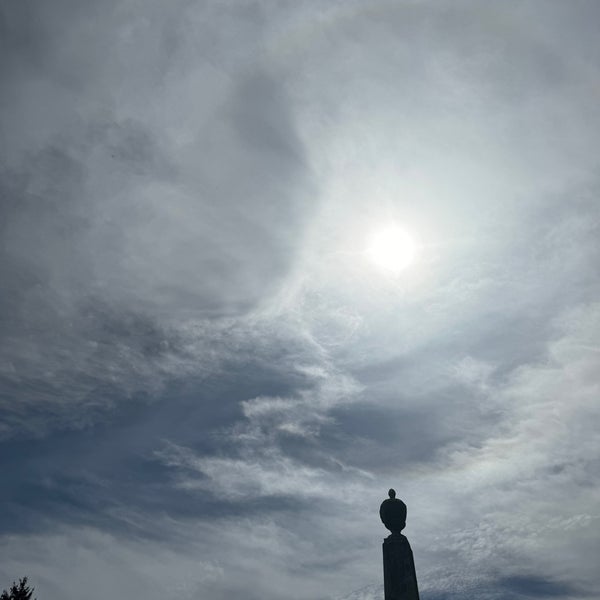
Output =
[{"x1": 497, "y1": 574, "x2": 586, "y2": 598}]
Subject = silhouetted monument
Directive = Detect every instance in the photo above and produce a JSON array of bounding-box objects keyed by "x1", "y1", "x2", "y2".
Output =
[{"x1": 380, "y1": 489, "x2": 419, "y2": 600}]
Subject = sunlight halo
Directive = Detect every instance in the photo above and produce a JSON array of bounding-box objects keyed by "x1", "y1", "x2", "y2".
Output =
[{"x1": 366, "y1": 225, "x2": 417, "y2": 274}]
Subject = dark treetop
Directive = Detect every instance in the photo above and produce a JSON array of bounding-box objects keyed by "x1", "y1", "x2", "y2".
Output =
[{"x1": 379, "y1": 488, "x2": 407, "y2": 535}]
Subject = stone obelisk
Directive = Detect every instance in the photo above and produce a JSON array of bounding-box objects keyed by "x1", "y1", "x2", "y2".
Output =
[{"x1": 380, "y1": 489, "x2": 419, "y2": 600}]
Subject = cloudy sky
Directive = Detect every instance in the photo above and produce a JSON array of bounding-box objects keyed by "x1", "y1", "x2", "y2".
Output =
[{"x1": 1, "y1": 1, "x2": 600, "y2": 599}]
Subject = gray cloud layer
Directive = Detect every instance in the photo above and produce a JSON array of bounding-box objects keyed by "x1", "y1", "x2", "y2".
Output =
[{"x1": 1, "y1": 1, "x2": 600, "y2": 599}]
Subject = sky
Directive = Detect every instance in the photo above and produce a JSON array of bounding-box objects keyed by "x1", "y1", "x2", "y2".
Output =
[{"x1": 1, "y1": 1, "x2": 599, "y2": 599}]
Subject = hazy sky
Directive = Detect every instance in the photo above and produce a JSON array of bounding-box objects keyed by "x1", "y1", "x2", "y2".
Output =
[{"x1": 1, "y1": 1, "x2": 599, "y2": 599}]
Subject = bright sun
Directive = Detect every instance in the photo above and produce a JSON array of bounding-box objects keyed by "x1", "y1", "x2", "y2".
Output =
[{"x1": 366, "y1": 225, "x2": 417, "y2": 274}]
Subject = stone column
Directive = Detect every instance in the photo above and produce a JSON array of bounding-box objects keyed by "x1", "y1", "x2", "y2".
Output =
[{"x1": 382, "y1": 533, "x2": 419, "y2": 600}]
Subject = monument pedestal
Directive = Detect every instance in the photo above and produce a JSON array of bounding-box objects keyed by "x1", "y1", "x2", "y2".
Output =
[{"x1": 382, "y1": 533, "x2": 419, "y2": 600}]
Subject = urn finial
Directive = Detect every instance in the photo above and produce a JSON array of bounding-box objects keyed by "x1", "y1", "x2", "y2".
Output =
[{"x1": 379, "y1": 488, "x2": 406, "y2": 534}]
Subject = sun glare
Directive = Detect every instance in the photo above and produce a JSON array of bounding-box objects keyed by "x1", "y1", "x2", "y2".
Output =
[{"x1": 366, "y1": 225, "x2": 417, "y2": 274}]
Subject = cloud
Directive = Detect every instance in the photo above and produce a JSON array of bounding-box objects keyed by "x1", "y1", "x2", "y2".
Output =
[
  {"x1": 0, "y1": 0, "x2": 314, "y2": 438},
  {"x1": 1, "y1": 1, "x2": 600, "y2": 599},
  {"x1": 401, "y1": 303, "x2": 600, "y2": 597},
  {"x1": 153, "y1": 364, "x2": 369, "y2": 501}
]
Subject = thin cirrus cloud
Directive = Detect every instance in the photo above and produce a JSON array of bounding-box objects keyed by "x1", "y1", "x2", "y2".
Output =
[{"x1": 1, "y1": 1, "x2": 600, "y2": 599}]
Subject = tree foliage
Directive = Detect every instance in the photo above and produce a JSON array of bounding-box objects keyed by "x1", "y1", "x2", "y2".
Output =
[{"x1": 1, "y1": 577, "x2": 36, "y2": 600}]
